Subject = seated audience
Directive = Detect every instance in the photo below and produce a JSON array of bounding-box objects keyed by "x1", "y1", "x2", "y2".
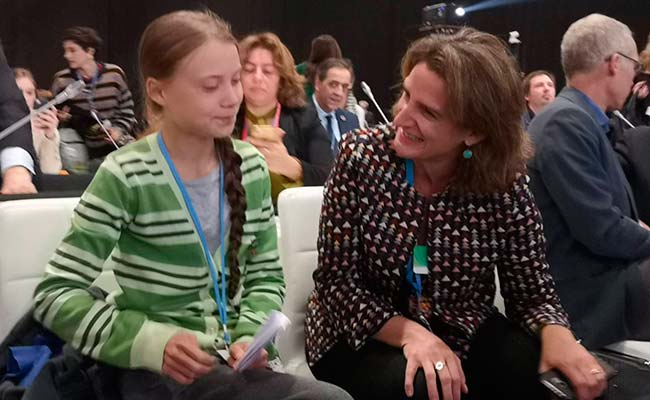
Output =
[
  {"x1": 310, "y1": 58, "x2": 360, "y2": 156},
  {"x1": 306, "y1": 27, "x2": 606, "y2": 400},
  {"x1": 14, "y1": 68, "x2": 62, "y2": 174},
  {"x1": 296, "y1": 34, "x2": 342, "y2": 98},
  {"x1": 296, "y1": 34, "x2": 360, "y2": 116},
  {"x1": 0, "y1": 42, "x2": 37, "y2": 194},
  {"x1": 522, "y1": 70, "x2": 556, "y2": 130},
  {"x1": 236, "y1": 32, "x2": 332, "y2": 204},
  {"x1": 31, "y1": 10, "x2": 350, "y2": 400},
  {"x1": 528, "y1": 14, "x2": 650, "y2": 349},
  {"x1": 51, "y1": 26, "x2": 136, "y2": 172}
]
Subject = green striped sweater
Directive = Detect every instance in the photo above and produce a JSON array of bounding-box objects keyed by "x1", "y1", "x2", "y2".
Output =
[{"x1": 33, "y1": 133, "x2": 285, "y2": 372}]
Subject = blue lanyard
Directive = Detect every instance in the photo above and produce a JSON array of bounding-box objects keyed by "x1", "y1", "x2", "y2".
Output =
[
  {"x1": 157, "y1": 134, "x2": 231, "y2": 346},
  {"x1": 405, "y1": 160, "x2": 423, "y2": 300}
]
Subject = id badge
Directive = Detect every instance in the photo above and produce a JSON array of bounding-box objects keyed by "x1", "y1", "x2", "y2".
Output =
[{"x1": 413, "y1": 245, "x2": 429, "y2": 275}]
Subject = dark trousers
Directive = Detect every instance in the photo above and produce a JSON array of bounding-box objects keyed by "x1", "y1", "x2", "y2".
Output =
[
  {"x1": 310, "y1": 314, "x2": 549, "y2": 400},
  {"x1": 629, "y1": 258, "x2": 650, "y2": 340},
  {"x1": 116, "y1": 365, "x2": 351, "y2": 400}
]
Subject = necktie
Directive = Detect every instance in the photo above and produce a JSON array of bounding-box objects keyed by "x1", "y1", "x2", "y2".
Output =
[{"x1": 326, "y1": 114, "x2": 338, "y2": 156}]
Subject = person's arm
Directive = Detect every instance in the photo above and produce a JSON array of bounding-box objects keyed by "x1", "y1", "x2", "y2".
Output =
[
  {"x1": 312, "y1": 133, "x2": 399, "y2": 349},
  {"x1": 497, "y1": 175, "x2": 571, "y2": 334},
  {"x1": 1, "y1": 158, "x2": 36, "y2": 194},
  {"x1": 0, "y1": 43, "x2": 36, "y2": 192},
  {"x1": 1, "y1": 148, "x2": 34, "y2": 174},
  {"x1": 296, "y1": 108, "x2": 334, "y2": 186},
  {"x1": 538, "y1": 110, "x2": 650, "y2": 259},
  {"x1": 33, "y1": 155, "x2": 182, "y2": 371},
  {"x1": 108, "y1": 68, "x2": 136, "y2": 144},
  {"x1": 538, "y1": 324, "x2": 607, "y2": 400},
  {"x1": 231, "y1": 149, "x2": 285, "y2": 344}
]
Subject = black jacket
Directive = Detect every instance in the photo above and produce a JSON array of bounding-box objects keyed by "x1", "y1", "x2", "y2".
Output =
[
  {"x1": 0, "y1": 42, "x2": 36, "y2": 168},
  {"x1": 614, "y1": 123, "x2": 650, "y2": 225},
  {"x1": 235, "y1": 105, "x2": 333, "y2": 186}
]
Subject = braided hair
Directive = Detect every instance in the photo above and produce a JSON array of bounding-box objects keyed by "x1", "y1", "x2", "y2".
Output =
[{"x1": 216, "y1": 138, "x2": 246, "y2": 298}]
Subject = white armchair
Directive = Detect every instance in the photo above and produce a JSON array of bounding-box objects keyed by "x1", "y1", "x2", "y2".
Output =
[
  {"x1": 0, "y1": 198, "x2": 79, "y2": 341},
  {"x1": 275, "y1": 186, "x2": 324, "y2": 378},
  {"x1": 0, "y1": 197, "x2": 119, "y2": 342}
]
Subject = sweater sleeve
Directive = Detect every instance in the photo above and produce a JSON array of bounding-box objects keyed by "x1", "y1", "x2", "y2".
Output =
[
  {"x1": 232, "y1": 151, "x2": 286, "y2": 343},
  {"x1": 33, "y1": 154, "x2": 181, "y2": 371},
  {"x1": 498, "y1": 175, "x2": 571, "y2": 335},
  {"x1": 312, "y1": 133, "x2": 400, "y2": 349},
  {"x1": 108, "y1": 67, "x2": 137, "y2": 135}
]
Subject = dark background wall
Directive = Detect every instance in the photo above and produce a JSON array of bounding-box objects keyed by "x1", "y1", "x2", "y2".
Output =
[{"x1": 1, "y1": 0, "x2": 648, "y2": 120}]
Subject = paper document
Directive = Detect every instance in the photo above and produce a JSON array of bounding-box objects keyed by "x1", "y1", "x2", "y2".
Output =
[{"x1": 235, "y1": 311, "x2": 291, "y2": 371}]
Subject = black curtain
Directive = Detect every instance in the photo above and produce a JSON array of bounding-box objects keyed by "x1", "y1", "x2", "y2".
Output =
[{"x1": 1, "y1": 0, "x2": 648, "y2": 120}]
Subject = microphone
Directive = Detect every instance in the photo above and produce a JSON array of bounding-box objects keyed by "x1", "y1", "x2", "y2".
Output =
[
  {"x1": 0, "y1": 80, "x2": 85, "y2": 143},
  {"x1": 612, "y1": 110, "x2": 636, "y2": 129},
  {"x1": 53, "y1": 80, "x2": 85, "y2": 105},
  {"x1": 90, "y1": 110, "x2": 119, "y2": 150},
  {"x1": 360, "y1": 81, "x2": 391, "y2": 126}
]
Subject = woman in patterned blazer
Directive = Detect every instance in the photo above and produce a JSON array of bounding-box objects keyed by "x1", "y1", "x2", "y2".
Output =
[{"x1": 305, "y1": 28, "x2": 607, "y2": 400}]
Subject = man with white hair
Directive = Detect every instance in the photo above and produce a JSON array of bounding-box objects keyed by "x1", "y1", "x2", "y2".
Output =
[{"x1": 528, "y1": 14, "x2": 650, "y2": 349}]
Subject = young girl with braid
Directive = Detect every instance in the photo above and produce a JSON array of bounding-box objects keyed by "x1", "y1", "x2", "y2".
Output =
[{"x1": 32, "y1": 10, "x2": 350, "y2": 400}]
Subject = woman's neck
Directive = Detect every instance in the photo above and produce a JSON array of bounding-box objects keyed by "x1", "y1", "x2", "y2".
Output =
[
  {"x1": 161, "y1": 122, "x2": 219, "y2": 181},
  {"x1": 412, "y1": 156, "x2": 458, "y2": 197},
  {"x1": 246, "y1": 101, "x2": 278, "y2": 117}
]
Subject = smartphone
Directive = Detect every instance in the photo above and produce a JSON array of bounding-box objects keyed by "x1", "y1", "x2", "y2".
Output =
[{"x1": 539, "y1": 354, "x2": 617, "y2": 399}]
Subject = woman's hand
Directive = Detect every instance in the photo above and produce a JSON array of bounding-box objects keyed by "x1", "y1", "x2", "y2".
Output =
[
  {"x1": 250, "y1": 133, "x2": 303, "y2": 181},
  {"x1": 539, "y1": 325, "x2": 607, "y2": 400},
  {"x1": 401, "y1": 323, "x2": 467, "y2": 400},
  {"x1": 227, "y1": 341, "x2": 268, "y2": 370},
  {"x1": 162, "y1": 333, "x2": 215, "y2": 385},
  {"x1": 33, "y1": 108, "x2": 59, "y2": 139}
]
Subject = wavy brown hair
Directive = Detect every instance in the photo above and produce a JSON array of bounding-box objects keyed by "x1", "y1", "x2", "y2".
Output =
[
  {"x1": 139, "y1": 10, "x2": 245, "y2": 297},
  {"x1": 239, "y1": 32, "x2": 306, "y2": 109},
  {"x1": 400, "y1": 27, "x2": 531, "y2": 194}
]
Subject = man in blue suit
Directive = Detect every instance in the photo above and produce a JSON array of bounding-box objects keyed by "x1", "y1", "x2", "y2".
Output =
[
  {"x1": 528, "y1": 14, "x2": 650, "y2": 349},
  {"x1": 310, "y1": 58, "x2": 359, "y2": 157}
]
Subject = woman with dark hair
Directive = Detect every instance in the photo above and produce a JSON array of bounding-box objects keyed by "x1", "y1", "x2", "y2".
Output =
[
  {"x1": 32, "y1": 10, "x2": 350, "y2": 400},
  {"x1": 51, "y1": 26, "x2": 136, "y2": 171},
  {"x1": 296, "y1": 34, "x2": 342, "y2": 98},
  {"x1": 237, "y1": 32, "x2": 332, "y2": 204},
  {"x1": 306, "y1": 28, "x2": 607, "y2": 400}
]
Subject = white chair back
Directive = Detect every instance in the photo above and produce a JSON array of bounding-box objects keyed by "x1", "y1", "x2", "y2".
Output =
[
  {"x1": 0, "y1": 198, "x2": 79, "y2": 340},
  {"x1": 275, "y1": 186, "x2": 324, "y2": 378}
]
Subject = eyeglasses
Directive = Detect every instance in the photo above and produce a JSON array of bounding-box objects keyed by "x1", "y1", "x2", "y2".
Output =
[{"x1": 613, "y1": 52, "x2": 642, "y2": 74}]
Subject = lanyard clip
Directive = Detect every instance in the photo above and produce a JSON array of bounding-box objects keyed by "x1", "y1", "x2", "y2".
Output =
[{"x1": 223, "y1": 325, "x2": 231, "y2": 352}]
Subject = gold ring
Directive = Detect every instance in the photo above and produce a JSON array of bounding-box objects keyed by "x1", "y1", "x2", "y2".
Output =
[{"x1": 435, "y1": 361, "x2": 445, "y2": 371}]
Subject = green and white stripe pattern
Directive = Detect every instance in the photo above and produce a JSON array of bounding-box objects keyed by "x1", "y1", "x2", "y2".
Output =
[{"x1": 33, "y1": 133, "x2": 285, "y2": 372}]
